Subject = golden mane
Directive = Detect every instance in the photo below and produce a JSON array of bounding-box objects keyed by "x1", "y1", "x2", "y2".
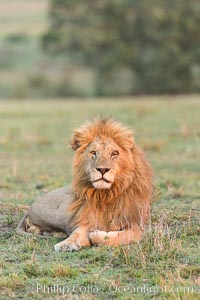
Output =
[{"x1": 69, "y1": 118, "x2": 153, "y2": 232}]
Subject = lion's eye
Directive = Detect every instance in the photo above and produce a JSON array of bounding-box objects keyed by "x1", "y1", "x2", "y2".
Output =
[
  {"x1": 90, "y1": 150, "x2": 97, "y2": 156},
  {"x1": 111, "y1": 150, "x2": 119, "y2": 158}
]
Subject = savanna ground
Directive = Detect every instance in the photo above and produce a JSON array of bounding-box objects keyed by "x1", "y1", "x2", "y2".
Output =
[{"x1": 0, "y1": 97, "x2": 200, "y2": 300}]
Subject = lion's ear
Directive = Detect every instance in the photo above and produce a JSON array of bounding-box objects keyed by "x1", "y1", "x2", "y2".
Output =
[
  {"x1": 70, "y1": 130, "x2": 82, "y2": 150},
  {"x1": 127, "y1": 132, "x2": 134, "y2": 149},
  {"x1": 119, "y1": 131, "x2": 134, "y2": 150}
]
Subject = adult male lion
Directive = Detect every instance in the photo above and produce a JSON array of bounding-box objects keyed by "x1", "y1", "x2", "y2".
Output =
[{"x1": 16, "y1": 118, "x2": 153, "y2": 251}]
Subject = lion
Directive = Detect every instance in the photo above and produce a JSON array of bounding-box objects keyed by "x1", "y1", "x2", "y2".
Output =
[{"x1": 16, "y1": 117, "x2": 153, "y2": 251}]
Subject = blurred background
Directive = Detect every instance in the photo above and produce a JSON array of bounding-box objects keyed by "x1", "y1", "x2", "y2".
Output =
[{"x1": 0, "y1": 0, "x2": 199, "y2": 99}]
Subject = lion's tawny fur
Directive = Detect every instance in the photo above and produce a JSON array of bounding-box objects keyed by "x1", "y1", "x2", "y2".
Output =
[{"x1": 69, "y1": 118, "x2": 153, "y2": 232}]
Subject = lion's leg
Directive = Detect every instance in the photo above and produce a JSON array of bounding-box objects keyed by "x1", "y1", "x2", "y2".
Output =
[
  {"x1": 24, "y1": 216, "x2": 67, "y2": 238},
  {"x1": 54, "y1": 225, "x2": 90, "y2": 252},
  {"x1": 27, "y1": 225, "x2": 42, "y2": 235},
  {"x1": 89, "y1": 224, "x2": 143, "y2": 246}
]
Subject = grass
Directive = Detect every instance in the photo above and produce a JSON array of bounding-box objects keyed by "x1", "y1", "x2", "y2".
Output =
[{"x1": 0, "y1": 97, "x2": 200, "y2": 299}]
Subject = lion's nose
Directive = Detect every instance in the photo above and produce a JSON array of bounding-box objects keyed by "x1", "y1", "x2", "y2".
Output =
[{"x1": 96, "y1": 168, "x2": 110, "y2": 175}]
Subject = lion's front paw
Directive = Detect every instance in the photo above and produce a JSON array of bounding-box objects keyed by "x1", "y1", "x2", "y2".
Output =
[
  {"x1": 89, "y1": 230, "x2": 110, "y2": 246},
  {"x1": 54, "y1": 239, "x2": 80, "y2": 252}
]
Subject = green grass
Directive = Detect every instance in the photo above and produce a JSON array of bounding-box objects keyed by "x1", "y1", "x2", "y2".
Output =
[{"x1": 0, "y1": 97, "x2": 200, "y2": 299}]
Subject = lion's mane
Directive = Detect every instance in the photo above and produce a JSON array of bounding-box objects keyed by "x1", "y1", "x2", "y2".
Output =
[{"x1": 69, "y1": 118, "x2": 153, "y2": 232}]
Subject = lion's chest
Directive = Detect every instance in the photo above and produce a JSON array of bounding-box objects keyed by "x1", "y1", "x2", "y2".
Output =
[{"x1": 88, "y1": 207, "x2": 125, "y2": 231}]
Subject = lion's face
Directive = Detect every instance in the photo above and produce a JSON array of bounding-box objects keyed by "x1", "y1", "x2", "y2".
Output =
[
  {"x1": 71, "y1": 118, "x2": 136, "y2": 191},
  {"x1": 86, "y1": 137, "x2": 121, "y2": 189}
]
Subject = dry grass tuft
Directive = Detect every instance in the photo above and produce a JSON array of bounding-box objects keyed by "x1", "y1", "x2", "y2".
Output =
[{"x1": 50, "y1": 264, "x2": 78, "y2": 278}]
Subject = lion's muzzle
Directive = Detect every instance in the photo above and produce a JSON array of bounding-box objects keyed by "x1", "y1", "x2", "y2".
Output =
[{"x1": 96, "y1": 167, "x2": 111, "y2": 175}]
